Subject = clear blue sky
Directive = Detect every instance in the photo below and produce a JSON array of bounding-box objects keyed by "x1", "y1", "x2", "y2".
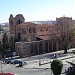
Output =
[{"x1": 0, "y1": 0, "x2": 74, "y2": 23}]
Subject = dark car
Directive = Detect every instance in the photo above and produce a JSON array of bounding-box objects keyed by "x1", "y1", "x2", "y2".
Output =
[
  {"x1": 16, "y1": 61, "x2": 27, "y2": 67},
  {"x1": 2, "y1": 58, "x2": 12, "y2": 64},
  {"x1": 11, "y1": 59, "x2": 20, "y2": 64},
  {"x1": 11, "y1": 59, "x2": 27, "y2": 66}
]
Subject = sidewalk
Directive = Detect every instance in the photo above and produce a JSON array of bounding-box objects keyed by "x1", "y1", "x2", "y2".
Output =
[
  {"x1": 21, "y1": 53, "x2": 75, "y2": 75},
  {"x1": 23, "y1": 54, "x2": 75, "y2": 68}
]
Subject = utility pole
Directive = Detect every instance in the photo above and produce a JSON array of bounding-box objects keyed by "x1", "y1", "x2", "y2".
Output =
[{"x1": 1, "y1": 55, "x2": 3, "y2": 75}]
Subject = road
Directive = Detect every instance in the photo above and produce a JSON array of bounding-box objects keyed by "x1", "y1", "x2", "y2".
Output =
[
  {"x1": 0, "y1": 53, "x2": 75, "y2": 75},
  {"x1": 0, "y1": 64, "x2": 52, "y2": 75}
]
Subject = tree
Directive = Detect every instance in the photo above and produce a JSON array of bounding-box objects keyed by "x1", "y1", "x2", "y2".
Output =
[
  {"x1": 9, "y1": 36, "x2": 15, "y2": 52},
  {"x1": 55, "y1": 20, "x2": 74, "y2": 53},
  {"x1": 2, "y1": 32, "x2": 9, "y2": 52},
  {"x1": 9, "y1": 32, "x2": 21, "y2": 52},
  {"x1": 51, "y1": 59, "x2": 63, "y2": 75},
  {"x1": 0, "y1": 41, "x2": 2, "y2": 52}
]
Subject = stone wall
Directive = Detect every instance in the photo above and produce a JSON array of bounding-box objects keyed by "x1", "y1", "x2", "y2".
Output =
[{"x1": 15, "y1": 40, "x2": 57, "y2": 57}]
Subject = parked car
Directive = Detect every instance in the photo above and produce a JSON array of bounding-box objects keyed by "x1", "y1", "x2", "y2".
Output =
[
  {"x1": 0, "y1": 73, "x2": 15, "y2": 75},
  {"x1": 10, "y1": 59, "x2": 20, "y2": 64},
  {"x1": 2, "y1": 58, "x2": 12, "y2": 64},
  {"x1": 16, "y1": 61, "x2": 27, "y2": 67},
  {"x1": 11, "y1": 59, "x2": 27, "y2": 64}
]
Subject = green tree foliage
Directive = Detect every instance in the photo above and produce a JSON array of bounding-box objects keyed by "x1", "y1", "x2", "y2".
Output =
[
  {"x1": 0, "y1": 41, "x2": 2, "y2": 52},
  {"x1": 51, "y1": 59, "x2": 63, "y2": 75},
  {"x1": 2, "y1": 32, "x2": 9, "y2": 52},
  {"x1": 9, "y1": 36, "x2": 15, "y2": 51},
  {"x1": 72, "y1": 31, "x2": 75, "y2": 36}
]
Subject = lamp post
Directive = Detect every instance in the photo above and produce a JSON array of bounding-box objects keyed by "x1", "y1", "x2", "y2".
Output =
[
  {"x1": 38, "y1": 55, "x2": 41, "y2": 66},
  {"x1": 1, "y1": 55, "x2": 3, "y2": 75},
  {"x1": 51, "y1": 35, "x2": 55, "y2": 52}
]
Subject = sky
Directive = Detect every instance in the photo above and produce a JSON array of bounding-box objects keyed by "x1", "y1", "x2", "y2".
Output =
[{"x1": 0, "y1": 0, "x2": 75, "y2": 23}]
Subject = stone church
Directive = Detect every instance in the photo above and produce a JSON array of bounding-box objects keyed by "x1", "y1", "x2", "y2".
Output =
[{"x1": 9, "y1": 14, "x2": 74, "y2": 57}]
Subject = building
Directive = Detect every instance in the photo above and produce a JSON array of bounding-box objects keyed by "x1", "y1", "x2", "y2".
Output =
[
  {"x1": 56, "y1": 16, "x2": 72, "y2": 25},
  {"x1": 9, "y1": 14, "x2": 75, "y2": 57}
]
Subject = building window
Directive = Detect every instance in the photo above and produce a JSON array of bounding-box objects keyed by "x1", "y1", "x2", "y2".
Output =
[
  {"x1": 18, "y1": 32, "x2": 21, "y2": 41},
  {"x1": 40, "y1": 29, "x2": 42, "y2": 31},
  {"x1": 29, "y1": 28, "x2": 32, "y2": 33},
  {"x1": 17, "y1": 19, "x2": 22, "y2": 25}
]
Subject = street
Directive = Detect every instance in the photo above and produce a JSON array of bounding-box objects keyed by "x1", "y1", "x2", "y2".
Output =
[{"x1": 0, "y1": 52, "x2": 75, "y2": 75}]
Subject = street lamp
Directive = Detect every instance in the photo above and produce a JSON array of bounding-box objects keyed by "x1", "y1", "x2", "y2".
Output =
[
  {"x1": 38, "y1": 55, "x2": 41, "y2": 66},
  {"x1": 1, "y1": 55, "x2": 3, "y2": 75}
]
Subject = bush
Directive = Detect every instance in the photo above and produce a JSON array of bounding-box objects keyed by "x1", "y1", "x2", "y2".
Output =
[{"x1": 51, "y1": 59, "x2": 63, "y2": 75}]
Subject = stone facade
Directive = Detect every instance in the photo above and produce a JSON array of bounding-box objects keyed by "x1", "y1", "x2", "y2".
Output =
[
  {"x1": 9, "y1": 14, "x2": 37, "y2": 42},
  {"x1": 9, "y1": 14, "x2": 75, "y2": 57},
  {"x1": 56, "y1": 16, "x2": 72, "y2": 25},
  {"x1": 15, "y1": 40, "x2": 57, "y2": 57}
]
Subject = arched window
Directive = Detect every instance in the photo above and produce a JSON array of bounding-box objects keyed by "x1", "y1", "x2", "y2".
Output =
[
  {"x1": 17, "y1": 21, "x2": 19, "y2": 25},
  {"x1": 18, "y1": 32, "x2": 21, "y2": 41},
  {"x1": 29, "y1": 28, "x2": 32, "y2": 33},
  {"x1": 41, "y1": 29, "x2": 42, "y2": 31},
  {"x1": 18, "y1": 19, "x2": 20, "y2": 24},
  {"x1": 17, "y1": 19, "x2": 22, "y2": 25}
]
